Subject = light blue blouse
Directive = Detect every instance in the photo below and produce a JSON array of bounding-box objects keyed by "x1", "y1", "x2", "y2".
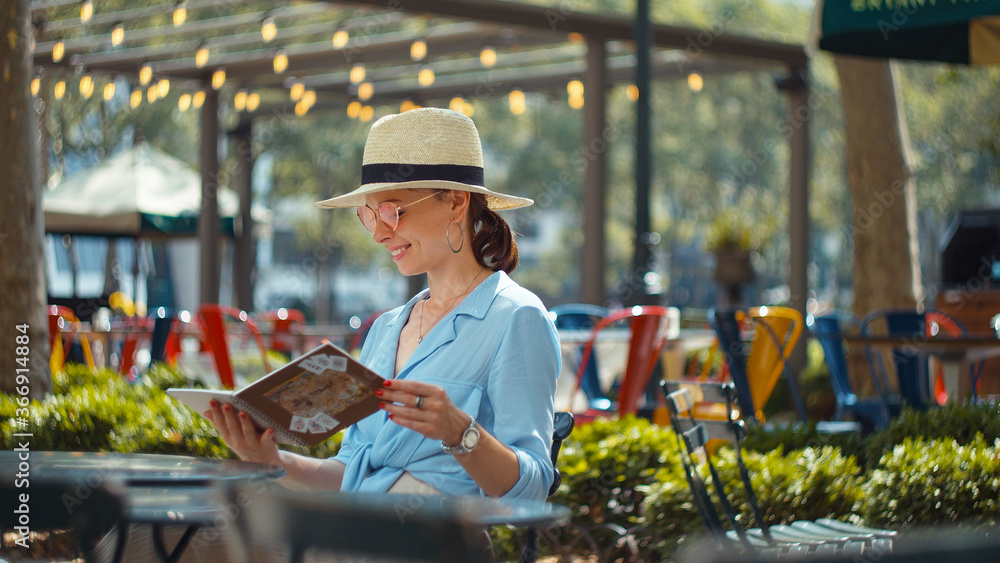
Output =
[{"x1": 332, "y1": 271, "x2": 560, "y2": 500}]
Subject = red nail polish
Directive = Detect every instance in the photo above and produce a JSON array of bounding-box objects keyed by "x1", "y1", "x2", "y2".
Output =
[
  {"x1": 209, "y1": 399, "x2": 218, "y2": 408},
  {"x1": 379, "y1": 402, "x2": 386, "y2": 409},
  {"x1": 239, "y1": 411, "x2": 247, "y2": 419},
  {"x1": 375, "y1": 389, "x2": 384, "y2": 397},
  {"x1": 387, "y1": 413, "x2": 394, "y2": 420},
  {"x1": 383, "y1": 379, "x2": 392, "y2": 387}
]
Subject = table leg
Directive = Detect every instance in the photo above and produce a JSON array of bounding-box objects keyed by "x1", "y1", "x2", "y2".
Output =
[{"x1": 152, "y1": 523, "x2": 202, "y2": 563}]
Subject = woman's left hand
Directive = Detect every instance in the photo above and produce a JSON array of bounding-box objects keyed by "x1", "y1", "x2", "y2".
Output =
[{"x1": 375, "y1": 379, "x2": 469, "y2": 446}]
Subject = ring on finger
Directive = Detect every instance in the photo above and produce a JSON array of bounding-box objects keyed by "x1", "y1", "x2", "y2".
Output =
[{"x1": 415, "y1": 395, "x2": 423, "y2": 409}]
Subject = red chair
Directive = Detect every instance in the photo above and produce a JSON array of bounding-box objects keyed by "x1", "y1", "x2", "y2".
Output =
[
  {"x1": 47, "y1": 305, "x2": 96, "y2": 372},
  {"x1": 571, "y1": 306, "x2": 679, "y2": 420},
  {"x1": 115, "y1": 315, "x2": 154, "y2": 378},
  {"x1": 256, "y1": 308, "x2": 306, "y2": 355},
  {"x1": 197, "y1": 304, "x2": 272, "y2": 389},
  {"x1": 927, "y1": 311, "x2": 965, "y2": 405}
]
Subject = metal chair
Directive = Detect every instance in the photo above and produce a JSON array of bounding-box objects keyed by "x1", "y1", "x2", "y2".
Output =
[
  {"x1": 807, "y1": 311, "x2": 897, "y2": 432},
  {"x1": 572, "y1": 305, "x2": 678, "y2": 419},
  {"x1": 47, "y1": 304, "x2": 96, "y2": 372},
  {"x1": 550, "y1": 303, "x2": 612, "y2": 411},
  {"x1": 196, "y1": 304, "x2": 272, "y2": 389},
  {"x1": 256, "y1": 307, "x2": 306, "y2": 356},
  {"x1": 520, "y1": 410, "x2": 575, "y2": 563},
  {"x1": 660, "y1": 380, "x2": 896, "y2": 559},
  {"x1": 232, "y1": 488, "x2": 492, "y2": 563},
  {"x1": 860, "y1": 309, "x2": 970, "y2": 411}
]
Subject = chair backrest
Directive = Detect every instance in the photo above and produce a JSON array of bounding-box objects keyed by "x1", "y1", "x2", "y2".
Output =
[
  {"x1": 861, "y1": 310, "x2": 930, "y2": 408},
  {"x1": 550, "y1": 304, "x2": 610, "y2": 406},
  {"x1": 708, "y1": 307, "x2": 757, "y2": 421},
  {"x1": 806, "y1": 311, "x2": 861, "y2": 403},
  {"x1": 148, "y1": 307, "x2": 180, "y2": 366},
  {"x1": 234, "y1": 487, "x2": 491, "y2": 563},
  {"x1": 575, "y1": 306, "x2": 678, "y2": 417},
  {"x1": 256, "y1": 307, "x2": 306, "y2": 355},
  {"x1": 197, "y1": 304, "x2": 271, "y2": 389},
  {"x1": 660, "y1": 381, "x2": 761, "y2": 547},
  {"x1": 47, "y1": 304, "x2": 96, "y2": 371},
  {"x1": 548, "y1": 411, "x2": 575, "y2": 497},
  {"x1": 746, "y1": 306, "x2": 803, "y2": 420}
]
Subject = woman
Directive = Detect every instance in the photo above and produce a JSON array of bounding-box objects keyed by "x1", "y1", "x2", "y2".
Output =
[{"x1": 207, "y1": 107, "x2": 560, "y2": 501}]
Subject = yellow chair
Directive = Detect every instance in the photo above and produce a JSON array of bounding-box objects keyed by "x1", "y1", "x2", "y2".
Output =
[
  {"x1": 745, "y1": 305, "x2": 803, "y2": 423},
  {"x1": 48, "y1": 305, "x2": 96, "y2": 373}
]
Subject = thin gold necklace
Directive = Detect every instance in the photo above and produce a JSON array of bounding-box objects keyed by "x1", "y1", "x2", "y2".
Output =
[{"x1": 418, "y1": 268, "x2": 485, "y2": 343}]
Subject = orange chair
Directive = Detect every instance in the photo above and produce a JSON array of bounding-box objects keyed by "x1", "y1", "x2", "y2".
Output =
[
  {"x1": 256, "y1": 308, "x2": 306, "y2": 355},
  {"x1": 571, "y1": 305, "x2": 679, "y2": 420},
  {"x1": 47, "y1": 305, "x2": 96, "y2": 372},
  {"x1": 745, "y1": 306, "x2": 804, "y2": 422},
  {"x1": 926, "y1": 311, "x2": 964, "y2": 405},
  {"x1": 115, "y1": 315, "x2": 153, "y2": 377},
  {"x1": 197, "y1": 304, "x2": 272, "y2": 389}
]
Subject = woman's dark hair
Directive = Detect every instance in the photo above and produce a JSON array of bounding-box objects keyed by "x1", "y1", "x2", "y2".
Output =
[{"x1": 467, "y1": 192, "x2": 518, "y2": 273}]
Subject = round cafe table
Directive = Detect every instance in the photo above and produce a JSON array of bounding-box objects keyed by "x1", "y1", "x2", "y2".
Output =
[{"x1": 1, "y1": 451, "x2": 284, "y2": 563}]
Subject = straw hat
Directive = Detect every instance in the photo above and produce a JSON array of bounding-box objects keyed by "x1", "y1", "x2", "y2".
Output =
[{"x1": 314, "y1": 107, "x2": 533, "y2": 210}]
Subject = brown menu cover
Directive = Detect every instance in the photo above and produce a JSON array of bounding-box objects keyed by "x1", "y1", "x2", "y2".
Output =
[{"x1": 169, "y1": 341, "x2": 384, "y2": 447}]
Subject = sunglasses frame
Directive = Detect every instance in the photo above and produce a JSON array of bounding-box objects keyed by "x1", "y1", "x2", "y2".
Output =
[{"x1": 356, "y1": 190, "x2": 443, "y2": 233}]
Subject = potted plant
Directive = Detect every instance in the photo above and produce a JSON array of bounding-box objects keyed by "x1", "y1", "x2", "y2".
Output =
[{"x1": 704, "y1": 204, "x2": 775, "y2": 303}]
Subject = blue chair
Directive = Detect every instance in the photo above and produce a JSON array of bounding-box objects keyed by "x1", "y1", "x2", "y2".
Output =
[
  {"x1": 861, "y1": 309, "x2": 971, "y2": 411},
  {"x1": 550, "y1": 304, "x2": 612, "y2": 411},
  {"x1": 807, "y1": 311, "x2": 897, "y2": 432}
]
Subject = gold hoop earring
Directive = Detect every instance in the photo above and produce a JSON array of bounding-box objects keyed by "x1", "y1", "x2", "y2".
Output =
[{"x1": 446, "y1": 220, "x2": 464, "y2": 253}]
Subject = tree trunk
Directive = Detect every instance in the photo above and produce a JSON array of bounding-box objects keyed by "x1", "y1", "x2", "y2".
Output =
[
  {"x1": 835, "y1": 55, "x2": 921, "y2": 395},
  {"x1": 0, "y1": 0, "x2": 52, "y2": 395}
]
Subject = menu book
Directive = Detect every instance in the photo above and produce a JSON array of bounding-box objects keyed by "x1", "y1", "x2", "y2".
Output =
[{"x1": 167, "y1": 341, "x2": 384, "y2": 447}]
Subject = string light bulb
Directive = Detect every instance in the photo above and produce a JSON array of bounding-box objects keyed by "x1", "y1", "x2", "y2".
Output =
[
  {"x1": 52, "y1": 41, "x2": 65, "y2": 63},
  {"x1": 178, "y1": 93, "x2": 192, "y2": 111},
  {"x1": 480, "y1": 47, "x2": 497, "y2": 67},
  {"x1": 410, "y1": 40, "x2": 427, "y2": 61},
  {"x1": 417, "y1": 67, "x2": 434, "y2": 87},
  {"x1": 359, "y1": 105, "x2": 374, "y2": 122},
  {"x1": 139, "y1": 64, "x2": 152, "y2": 85},
  {"x1": 508, "y1": 89, "x2": 526, "y2": 115},
  {"x1": 234, "y1": 90, "x2": 247, "y2": 111},
  {"x1": 687, "y1": 72, "x2": 703, "y2": 92},
  {"x1": 211, "y1": 68, "x2": 226, "y2": 90},
  {"x1": 31, "y1": 78, "x2": 40, "y2": 96},
  {"x1": 357, "y1": 81, "x2": 373, "y2": 101},
  {"x1": 349, "y1": 63, "x2": 365, "y2": 84},
  {"x1": 80, "y1": 0, "x2": 93, "y2": 23},
  {"x1": 261, "y1": 17, "x2": 277, "y2": 43},
  {"x1": 130, "y1": 90, "x2": 142, "y2": 108},
  {"x1": 195, "y1": 46, "x2": 209, "y2": 68},
  {"x1": 147, "y1": 85, "x2": 158, "y2": 103},
  {"x1": 400, "y1": 99, "x2": 418, "y2": 112},
  {"x1": 272, "y1": 50, "x2": 288, "y2": 74},
  {"x1": 567, "y1": 79, "x2": 584, "y2": 98},
  {"x1": 332, "y1": 29, "x2": 349, "y2": 49},
  {"x1": 103, "y1": 82, "x2": 115, "y2": 101},
  {"x1": 192, "y1": 90, "x2": 205, "y2": 108},
  {"x1": 626, "y1": 84, "x2": 639, "y2": 102},
  {"x1": 289, "y1": 82, "x2": 304, "y2": 101},
  {"x1": 78, "y1": 75, "x2": 93, "y2": 96},
  {"x1": 173, "y1": 2, "x2": 187, "y2": 27},
  {"x1": 347, "y1": 100, "x2": 361, "y2": 119},
  {"x1": 157, "y1": 78, "x2": 169, "y2": 97},
  {"x1": 111, "y1": 23, "x2": 125, "y2": 47},
  {"x1": 246, "y1": 92, "x2": 260, "y2": 112},
  {"x1": 54, "y1": 80, "x2": 66, "y2": 99}
]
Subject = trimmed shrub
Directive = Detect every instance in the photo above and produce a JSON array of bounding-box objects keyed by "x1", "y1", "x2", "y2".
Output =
[{"x1": 862, "y1": 434, "x2": 1000, "y2": 528}]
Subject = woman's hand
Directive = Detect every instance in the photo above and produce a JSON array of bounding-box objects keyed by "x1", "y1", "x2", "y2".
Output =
[
  {"x1": 204, "y1": 400, "x2": 282, "y2": 466},
  {"x1": 375, "y1": 379, "x2": 469, "y2": 446}
]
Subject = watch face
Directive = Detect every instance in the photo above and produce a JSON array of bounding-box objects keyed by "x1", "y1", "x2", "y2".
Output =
[{"x1": 462, "y1": 427, "x2": 480, "y2": 449}]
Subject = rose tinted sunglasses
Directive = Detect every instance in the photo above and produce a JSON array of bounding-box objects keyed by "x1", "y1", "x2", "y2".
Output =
[{"x1": 356, "y1": 190, "x2": 442, "y2": 233}]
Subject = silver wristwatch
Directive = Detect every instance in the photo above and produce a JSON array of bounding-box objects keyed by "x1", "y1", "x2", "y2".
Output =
[{"x1": 441, "y1": 417, "x2": 480, "y2": 455}]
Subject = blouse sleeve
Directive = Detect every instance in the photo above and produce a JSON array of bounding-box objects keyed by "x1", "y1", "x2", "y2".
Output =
[{"x1": 486, "y1": 304, "x2": 561, "y2": 500}]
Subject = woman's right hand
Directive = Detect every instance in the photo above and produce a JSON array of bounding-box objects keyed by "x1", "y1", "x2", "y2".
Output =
[{"x1": 204, "y1": 400, "x2": 282, "y2": 466}]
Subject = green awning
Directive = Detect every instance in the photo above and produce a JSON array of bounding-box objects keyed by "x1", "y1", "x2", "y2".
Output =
[{"x1": 813, "y1": 0, "x2": 1000, "y2": 65}]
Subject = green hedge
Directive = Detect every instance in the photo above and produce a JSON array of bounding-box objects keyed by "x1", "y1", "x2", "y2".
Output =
[{"x1": 0, "y1": 363, "x2": 342, "y2": 459}]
